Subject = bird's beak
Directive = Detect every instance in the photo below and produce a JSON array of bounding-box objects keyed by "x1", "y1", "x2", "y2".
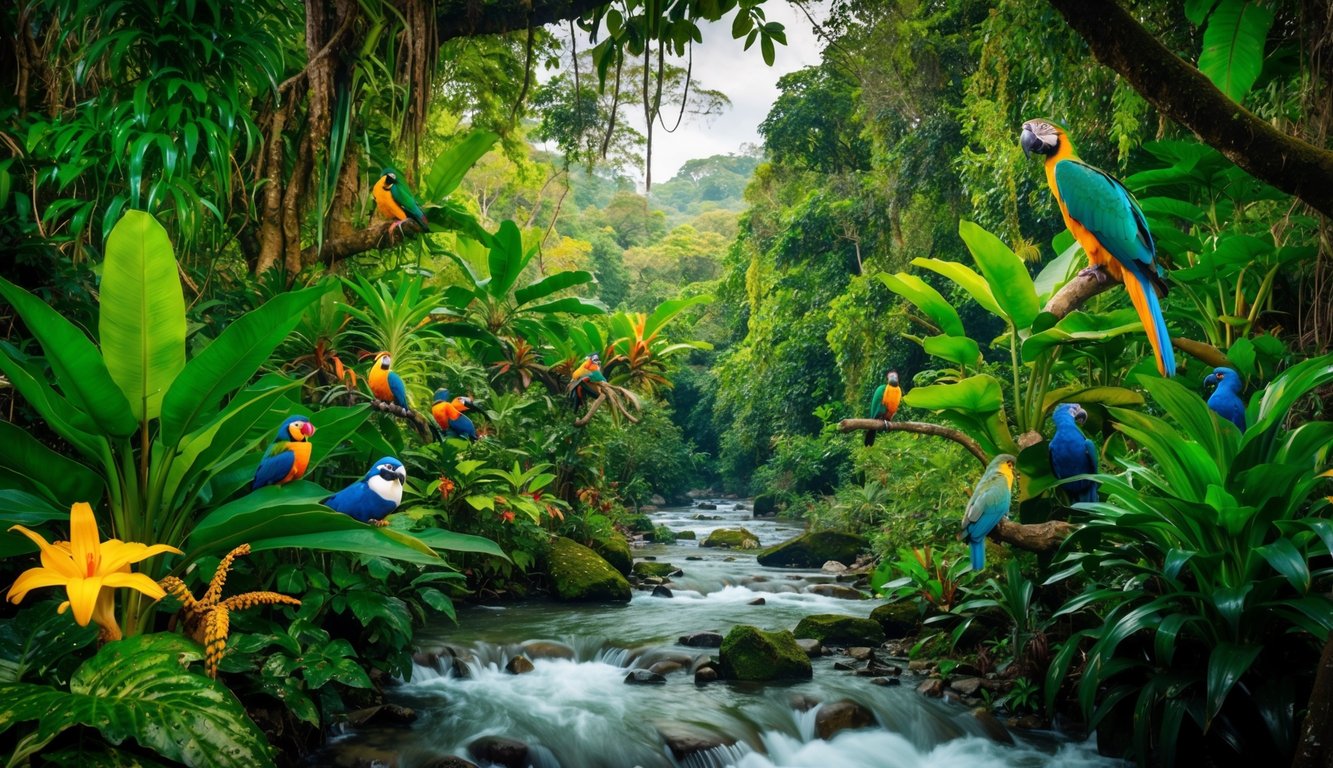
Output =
[
  {"x1": 302, "y1": 422, "x2": 315, "y2": 437},
  {"x1": 1019, "y1": 126, "x2": 1043, "y2": 157},
  {"x1": 395, "y1": 468, "x2": 406, "y2": 483}
]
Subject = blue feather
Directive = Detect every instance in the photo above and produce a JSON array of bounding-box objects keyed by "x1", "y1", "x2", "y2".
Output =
[
  {"x1": 388, "y1": 372, "x2": 409, "y2": 409},
  {"x1": 961, "y1": 454, "x2": 1015, "y2": 572},
  {"x1": 1049, "y1": 404, "x2": 1099, "y2": 505},
  {"x1": 251, "y1": 451, "x2": 296, "y2": 490},
  {"x1": 1204, "y1": 367, "x2": 1246, "y2": 431},
  {"x1": 323, "y1": 457, "x2": 405, "y2": 523}
]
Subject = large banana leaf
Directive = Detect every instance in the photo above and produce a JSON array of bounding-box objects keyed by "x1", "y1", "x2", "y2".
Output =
[
  {"x1": 644, "y1": 294, "x2": 713, "y2": 339},
  {"x1": 159, "y1": 284, "x2": 325, "y2": 448},
  {"x1": 878, "y1": 272, "x2": 965, "y2": 336},
  {"x1": 514, "y1": 271, "x2": 595, "y2": 307},
  {"x1": 1022, "y1": 309, "x2": 1144, "y2": 362},
  {"x1": 0, "y1": 633, "x2": 274, "y2": 767},
  {"x1": 904, "y1": 374, "x2": 1004, "y2": 414},
  {"x1": 0, "y1": 491, "x2": 70, "y2": 558},
  {"x1": 487, "y1": 220, "x2": 531, "y2": 299},
  {"x1": 1197, "y1": 0, "x2": 1274, "y2": 102},
  {"x1": 423, "y1": 129, "x2": 499, "y2": 201},
  {"x1": 409, "y1": 527, "x2": 510, "y2": 561},
  {"x1": 0, "y1": 277, "x2": 137, "y2": 438},
  {"x1": 911, "y1": 258, "x2": 1004, "y2": 322},
  {"x1": 1033, "y1": 237, "x2": 1082, "y2": 304},
  {"x1": 1041, "y1": 385, "x2": 1144, "y2": 416},
  {"x1": 958, "y1": 220, "x2": 1040, "y2": 329},
  {"x1": 922, "y1": 335, "x2": 981, "y2": 368},
  {"x1": 99, "y1": 210, "x2": 186, "y2": 422},
  {"x1": 0, "y1": 421, "x2": 102, "y2": 509},
  {"x1": 0, "y1": 348, "x2": 106, "y2": 460}
]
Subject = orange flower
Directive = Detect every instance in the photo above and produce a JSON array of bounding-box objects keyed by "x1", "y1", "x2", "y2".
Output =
[
  {"x1": 499, "y1": 510, "x2": 515, "y2": 524},
  {"x1": 438, "y1": 476, "x2": 456, "y2": 500}
]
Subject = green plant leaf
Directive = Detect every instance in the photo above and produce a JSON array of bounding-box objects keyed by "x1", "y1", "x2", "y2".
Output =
[
  {"x1": 0, "y1": 348, "x2": 106, "y2": 461},
  {"x1": 0, "y1": 421, "x2": 102, "y2": 509},
  {"x1": 1255, "y1": 538, "x2": 1310, "y2": 593},
  {"x1": 1033, "y1": 237, "x2": 1082, "y2": 304},
  {"x1": 160, "y1": 285, "x2": 325, "y2": 448},
  {"x1": 487, "y1": 220, "x2": 529, "y2": 299},
  {"x1": 0, "y1": 277, "x2": 137, "y2": 438},
  {"x1": 423, "y1": 129, "x2": 499, "y2": 200},
  {"x1": 958, "y1": 220, "x2": 1040, "y2": 328},
  {"x1": 409, "y1": 527, "x2": 510, "y2": 561},
  {"x1": 643, "y1": 294, "x2": 713, "y2": 339},
  {"x1": 1204, "y1": 642, "x2": 1262, "y2": 726},
  {"x1": 878, "y1": 272, "x2": 965, "y2": 336},
  {"x1": 911, "y1": 257, "x2": 1004, "y2": 321},
  {"x1": 99, "y1": 210, "x2": 186, "y2": 422},
  {"x1": 1197, "y1": 0, "x2": 1275, "y2": 102},
  {"x1": 1041, "y1": 385, "x2": 1145, "y2": 416},
  {"x1": 514, "y1": 270, "x2": 594, "y2": 307},
  {"x1": 903, "y1": 374, "x2": 1004, "y2": 414},
  {"x1": 1022, "y1": 309, "x2": 1144, "y2": 362},
  {"x1": 0, "y1": 633, "x2": 273, "y2": 767},
  {"x1": 248, "y1": 528, "x2": 441, "y2": 565},
  {"x1": 922, "y1": 335, "x2": 981, "y2": 368}
]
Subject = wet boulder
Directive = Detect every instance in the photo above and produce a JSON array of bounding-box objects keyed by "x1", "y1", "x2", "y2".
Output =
[
  {"x1": 543, "y1": 537, "x2": 631, "y2": 602},
  {"x1": 588, "y1": 531, "x2": 633, "y2": 576},
  {"x1": 520, "y1": 640, "x2": 576, "y2": 661},
  {"x1": 869, "y1": 601, "x2": 919, "y2": 639},
  {"x1": 717, "y1": 625, "x2": 812, "y2": 682},
  {"x1": 701, "y1": 527, "x2": 760, "y2": 549},
  {"x1": 679, "y1": 631, "x2": 725, "y2": 648},
  {"x1": 753, "y1": 494, "x2": 777, "y2": 517},
  {"x1": 467, "y1": 736, "x2": 529, "y2": 768},
  {"x1": 793, "y1": 614, "x2": 885, "y2": 647},
  {"x1": 504, "y1": 655, "x2": 534, "y2": 675},
  {"x1": 756, "y1": 531, "x2": 868, "y2": 568},
  {"x1": 633, "y1": 561, "x2": 680, "y2": 579},
  {"x1": 805, "y1": 584, "x2": 867, "y2": 600},
  {"x1": 625, "y1": 669, "x2": 667, "y2": 685},
  {"x1": 815, "y1": 700, "x2": 876, "y2": 740},
  {"x1": 657, "y1": 722, "x2": 735, "y2": 760},
  {"x1": 674, "y1": 529, "x2": 696, "y2": 540}
]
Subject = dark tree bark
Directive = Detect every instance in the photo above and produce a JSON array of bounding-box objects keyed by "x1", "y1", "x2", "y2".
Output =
[
  {"x1": 991, "y1": 518, "x2": 1076, "y2": 554},
  {"x1": 436, "y1": 0, "x2": 607, "y2": 43},
  {"x1": 1293, "y1": 631, "x2": 1333, "y2": 768},
  {"x1": 1047, "y1": 0, "x2": 1333, "y2": 220}
]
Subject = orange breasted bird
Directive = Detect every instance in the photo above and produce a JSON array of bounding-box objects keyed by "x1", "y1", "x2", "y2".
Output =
[
  {"x1": 431, "y1": 389, "x2": 479, "y2": 441},
  {"x1": 1021, "y1": 119, "x2": 1176, "y2": 377},
  {"x1": 251, "y1": 415, "x2": 316, "y2": 490},
  {"x1": 865, "y1": 370, "x2": 902, "y2": 447},
  {"x1": 369, "y1": 352, "x2": 409, "y2": 409},
  {"x1": 373, "y1": 168, "x2": 428, "y2": 234},
  {"x1": 567, "y1": 353, "x2": 607, "y2": 408}
]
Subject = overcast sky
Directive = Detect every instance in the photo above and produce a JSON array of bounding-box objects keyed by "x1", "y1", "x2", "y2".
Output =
[{"x1": 546, "y1": 2, "x2": 827, "y2": 184}]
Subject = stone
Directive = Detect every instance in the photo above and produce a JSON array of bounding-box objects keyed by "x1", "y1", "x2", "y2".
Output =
[
  {"x1": 815, "y1": 700, "x2": 876, "y2": 740},
  {"x1": 657, "y1": 723, "x2": 735, "y2": 759},
  {"x1": 651, "y1": 494, "x2": 667, "y2": 506},
  {"x1": 588, "y1": 531, "x2": 633, "y2": 576},
  {"x1": 907, "y1": 659, "x2": 933, "y2": 673},
  {"x1": 652, "y1": 525, "x2": 678, "y2": 543},
  {"x1": 625, "y1": 669, "x2": 667, "y2": 685},
  {"x1": 467, "y1": 736, "x2": 529, "y2": 768},
  {"x1": 753, "y1": 494, "x2": 777, "y2": 517},
  {"x1": 870, "y1": 677, "x2": 901, "y2": 687},
  {"x1": 701, "y1": 528, "x2": 760, "y2": 549},
  {"x1": 917, "y1": 678, "x2": 944, "y2": 697},
  {"x1": 822, "y1": 560, "x2": 849, "y2": 574},
  {"x1": 717, "y1": 625, "x2": 812, "y2": 682},
  {"x1": 805, "y1": 584, "x2": 867, "y2": 600},
  {"x1": 419, "y1": 758, "x2": 479, "y2": 768},
  {"x1": 504, "y1": 655, "x2": 534, "y2": 675},
  {"x1": 833, "y1": 661, "x2": 857, "y2": 671},
  {"x1": 693, "y1": 666, "x2": 719, "y2": 684},
  {"x1": 696, "y1": 502, "x2": 718, "y2": 510},
  {"x1": 691, "y1": 513, "x2": 722, "y2": 520},
  {"x1": 685, "y1": 555, "x2": 703, "y2": 561},
  {"x1": 795, "y1": 638, "x2": 823, "y2": 657},
  {"x1": 972, "y1": 708, "x2": 1015, "y2": 745},
  {"x1": 748, "y1": 597, "x2": 766, "y2": 606},
  {"x1": 1007, "y1": 715, "x2": 1046, "y2": 730},
  {"x1": 543, "y1": 537, "x2": 631, "y2": 602},
  {"x1": 651, "y1": 585, "x2": 674, "y2": 598},
  {"x1": 679, "y1": 631, "x2": 725, "y2": 648},
  {"x1": 345, "y1": 704, "x2": 417, "y2": 727},
  {"x1": 792, "y1": 614, "x2": 885, "y2": 647},
  {"x1": 756, "y1": 531, "x2": 868, "y2": 568},
  {"x1": 847, "y1": 647, "x2": 876, "y2": 662},
  {"x1": 520, "y1": 640, "x2": 575, "y2": 661},
  {"x1": 326, "y1": 743, "x2": 400, "y2": 768},
  {"x1": 674, "y1": 529, "x2": 696, "y2": 540},
  {"x1": 869, "y1": 602, "x2": 919, "y2": 639},
  {"x1": 633, "y1": 561, "x2": 680, "y2": 579},
  {"x1": 649, "y1": 660, "x2": 684, "y2": 675}
]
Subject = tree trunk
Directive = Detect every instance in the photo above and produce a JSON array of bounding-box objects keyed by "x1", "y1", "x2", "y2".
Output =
[{"x1": 1292, "y1": 631, "x2": 1333, "y2": 768}]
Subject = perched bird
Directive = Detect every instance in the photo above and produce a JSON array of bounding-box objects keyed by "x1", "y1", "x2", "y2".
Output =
[
  {"x1": 1203, "y1": 367, "x2": 1246, "y2": 431},
  {"x1": 1021, "y1": 119, "x2": 1176, "y2": 378},
  {"x1": 567, "y1": 353, "x2": 607, "y2": 407},
  {"x1": 372, "y1": 168, "x2": 428, "y2": 234},
  {"x1": 368, "y1": 352, "x2": 409, "y2": 410},
  {"x1": 251, "y1": 415, "x2": 316, "y2": 491},
  {"x1": 323, "y1": 457, "x2": 406, "y2": 526},
  {"x1": 961, "y1": 454, "x2": 1016, "y2": 572},
  {"x1": 1048, "y1": 403, "x2": 1099, "y2": 505},
  {"x1": 431, "y1": 389, "x2": 479, "y2": 441},
  {"x1": 865, "y1": 370, "x2": 902, "y2": 447}
]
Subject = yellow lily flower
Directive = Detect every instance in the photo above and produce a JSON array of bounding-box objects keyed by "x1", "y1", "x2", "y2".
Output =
[{"x1": 7, "y1": 502, "x2": 182, "y2": 640}]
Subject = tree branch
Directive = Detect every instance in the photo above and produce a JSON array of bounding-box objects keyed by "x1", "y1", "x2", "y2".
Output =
[
  {"x1": 838, "y1": 419, "x2": 988, "y2": 465},
  {"x1": 990, "y1": 517, "x2": 1077, "y2": 554},
  {"x1": 436, "y1": 0, "x2": 607, "y2": 43},
  {"x1": 1047, "y1": 0, "x2": 1333, "y2": 220},
  {"x1": 300, "y1": 220, "x2": 427, "y2": 267},
  {"x1": 368, "y1": 398, "x2": 433, "y2": 441},
  {"x1": 1042, "y1": 270, "x2": 1117, "y2": 318}
]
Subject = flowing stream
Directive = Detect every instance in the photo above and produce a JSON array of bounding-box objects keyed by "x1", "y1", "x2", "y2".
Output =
[{"x1": 320, "y1": 499, "x2": 1121, "y2": 768}]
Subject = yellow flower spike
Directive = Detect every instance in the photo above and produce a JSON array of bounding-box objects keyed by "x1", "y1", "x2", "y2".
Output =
[
  {"x1": 158, "y1": 544, "x2": 300, "y2": 679},
  {"x1": 7, "y1": 502, "x2": 181, "y2": 640}
]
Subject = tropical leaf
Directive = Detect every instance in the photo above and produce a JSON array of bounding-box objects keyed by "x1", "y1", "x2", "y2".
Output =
[
  {"x1": 1033, "y1": 237, "x2": 1082, "y2": 304},
  {"x1": 514, "y1": 270, "x2": 595, "y2": 306},
  {"x1": 922, "y1": 335, "x2": 981, "y2": 368},
  {"x1": 911, "y1": 257, "x2": 1004, "y2": 322},
  {"x1": 487, "y1": 220, "x2": 529, "y2": 299},
  {"x1": 1022, "y1": 309, "x2": 1144, "y2": 362},
  {"x1": 958, "y1": 220, "x2": 1040, "y2": 328},
  {"x1": 99, "y1": 210, "x2": 186, "y2": 423},
  {"x1": 878, "y1": 272, "x2": 965, "y2": 336},
  {"x1": 408, "y1": 527, "x2": 510, "y2": 561},
  {"x1": 904, "y1": 374, "x2": 1004, "y2": 414},
  {"x1": 1197, "y1": 0, "x2": 1274, "y2": 102},
  {"x1": 1041, "y1": 385, "x2": 1144, "y2": 416},
  {"x1": 423, "y1": 129, "x2": 499, "y2": 201}
]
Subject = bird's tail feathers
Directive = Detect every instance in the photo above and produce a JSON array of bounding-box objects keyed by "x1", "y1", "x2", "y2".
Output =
[
  {"x1": 970, "y1": 539, "x2": 986, "y2": 572},
  {"x1": 864, "y1": 429, "x2": 877, "y2": 447},
  {"x1": 1123, "y1": 267, "x2": 1176, "y2": 378}
]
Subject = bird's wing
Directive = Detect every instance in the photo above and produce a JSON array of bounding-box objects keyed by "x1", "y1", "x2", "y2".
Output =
[
  {"x1": 1083, "y1": 437, "x2": 1099, "y2": 475},
  {"x1": 1054, "y1": 159, "x2": 1155, "y2": 268},
  {"x1": 324, "y1": 483, "x2": 372, "y2": 522},
  {"x1": 869, "y1": 384, "x2": 887, "y2": 419},
  {"x1": 963, "y1": 470, "x2": 1011, "y2": 533},
  {"x1": 391, "y1": 182, "x2": 427, "y2": 225},
  {"x1": 388, "y1": 372, "x2": 409, "y2": 408},
  {"x1": 252, "y1": 450, "x2": 296, "y2": 488}
]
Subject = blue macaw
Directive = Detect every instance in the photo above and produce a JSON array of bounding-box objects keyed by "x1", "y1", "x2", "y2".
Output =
[
  {"x1": 961, "y1": 454, "x2": 1016, "y2": 572},
  {"x1": 1203, "y1": 367, "x2": 1246, "y2": 431},
  {"x1": 1021, "y1": 119, "x2": 1176, "y2": 378},
  {"x1": 1048, "y1": 403, "x2": 1098, "y2": 505},
  {"x1": 323, "y1": 457, "x2": 406, "y2": 526},
  {"x1": 252, "y1": 415, "x2": 316, "y2": 491},
  {"x1": 431, "y1": 389, "x2": 478, "y2": 440}
]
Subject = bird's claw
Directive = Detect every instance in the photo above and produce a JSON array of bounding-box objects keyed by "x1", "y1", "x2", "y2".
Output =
[
  {"x1": 1077, "y1": 265, "x2": 1109, "y2": 284},
  {"x1": 371, "y1": 518, "x2": 390, "y2": 528}
]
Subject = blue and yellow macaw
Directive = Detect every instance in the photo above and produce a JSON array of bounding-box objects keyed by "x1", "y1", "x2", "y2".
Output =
[
  {"x1": 961, "y1": 454, "x2": 1016, "y2": 572},
  {"x1": 567, "y1": 353, "x2": 607, "y2": 408},
  {"x1": 1202, "y1": 367, "x2": 1246, "y2": 431},
  {"x1": 372, "y1": 169, "x2": 428, "y2": 234},
  {"x1": 323, "y1": 457, "x2": 406, "y2": 526},
  {"x1": 431, "y1": 389, "x2": 479, "y2": 441},
  {"x1": 251, "y1": 415, "x2": 316, "y2": 491},
  {"x1": 1021, "y1": 119, "x2": 1176, "y2": 378},
  {"x1": 1048, "y1": 403, "x2": 1098, "y2": 505},
  {"x1": 865, "y1": 370, "x2": 902, "y2": 447},
  {"x1": 369, "y1": 352, "x2": 409, "y2": 410}
]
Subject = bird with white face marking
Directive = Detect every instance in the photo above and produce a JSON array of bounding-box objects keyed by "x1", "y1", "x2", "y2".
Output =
[{"x1": 323, "y1": 457, "x2": 407, "y2": 527}]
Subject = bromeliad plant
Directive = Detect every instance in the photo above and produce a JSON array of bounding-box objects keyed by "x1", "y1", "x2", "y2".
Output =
[{"x1": 1044, "y1": 354, "x2": 1333, "y2": 766}]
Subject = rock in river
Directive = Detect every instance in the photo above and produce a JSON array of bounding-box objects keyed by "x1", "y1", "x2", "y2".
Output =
[
  {"x1": 701, "y1": 527, "x2": 760, "y2": 549},
  {"x1": 717, "y1": 625, "x2": 812, "y2": 682},
  {"x1": 793, "y1": 614, "x2": 885, "y2": 647},
  {"x1": 543, "y1": 537, "x2": 631, "y2": 602},
  {"x1": 756, "y1": 531, "x2": 868, "y2": 568}
]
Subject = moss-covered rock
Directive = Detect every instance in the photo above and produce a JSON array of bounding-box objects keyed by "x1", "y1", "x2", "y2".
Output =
[
  {"x1": 589, "y1": 531, "x2": 633, "y2": 576},
  {"x1": 756, "y1": 531, "x2": 868, "y2": 568},
  {"x1": 651, "y1": 525, "x2": 677, "y2": 543},
  {"x1": 753, "y1": 494, "x2": 777, "y2": 517},
  {"x1": 543, "y1": 537, "x2": 631, "y2": 602},
  {"x1": 793, "y1": 614, "x2": 885, "y2": 646},
  {"x1": 717, "y1": 625, "x2": 812, "y2": 682},
  {"x1": 701, "y1": 528, "x2": 760, "y2": 549},
  {"x1": 869, "y1": 601, "x2": 919, "y2": 639},
  {"x1": 623, "y1": 514, "x2": 656, "y2": 534},
  {"x1": 674, "y1": 529, "x2": 696, "y2": 540},
  {"x1": 633, "y1": 561, "x2": 678, "y2": 578}
]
